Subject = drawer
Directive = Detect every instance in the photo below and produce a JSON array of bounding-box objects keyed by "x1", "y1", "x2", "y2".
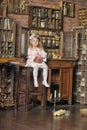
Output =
[
  {"x1": 48, "y1": 60, "x2": 72, "y2": 68},
  {"x1": 60, "y1": 61, "x2": 72, "y2": 68},
  {"x1": 48, "y1": 60, "x2": 61, "y2": 68}
]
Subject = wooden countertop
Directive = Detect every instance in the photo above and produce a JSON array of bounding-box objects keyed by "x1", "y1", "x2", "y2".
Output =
[
  {"x1": 48, "y1": 58, "x2": 76, "y2": 62},
  {"x1": 0, "y1": 58, "x2": 24, "y2": 63}
]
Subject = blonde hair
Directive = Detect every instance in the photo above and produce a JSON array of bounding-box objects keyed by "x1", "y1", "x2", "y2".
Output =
[{"x1": 29, "y1": 35, "x2": 43, "y2": 49}]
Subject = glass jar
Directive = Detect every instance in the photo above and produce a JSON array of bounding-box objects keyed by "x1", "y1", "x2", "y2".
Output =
[{"x1": 41, "y1": 19, "x2": 45, "y2": 28}]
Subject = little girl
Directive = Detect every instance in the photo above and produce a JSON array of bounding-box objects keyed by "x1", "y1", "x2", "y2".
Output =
[{"x1": 25, "y1": 33, "x2": 49, "y2": 88}]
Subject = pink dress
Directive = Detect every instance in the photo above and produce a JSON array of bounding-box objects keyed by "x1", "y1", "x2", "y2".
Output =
[
  {"x1": 25, "y1": 47, "x2": 49, "y2": 88},
  {"x1": 25, "y1": 47, "x2": 47, "y2": 66}
]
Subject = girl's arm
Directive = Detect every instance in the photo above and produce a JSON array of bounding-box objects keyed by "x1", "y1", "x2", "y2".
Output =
[
  {"x1": 38, "y1": 48, "x2": 47, "y2": 58},
  {"x1": 37, "y1": 48, "x2": 47, "y2": 62},
  {"x1": 27, "y1": 48, "x2": 35, "y2": 62}
]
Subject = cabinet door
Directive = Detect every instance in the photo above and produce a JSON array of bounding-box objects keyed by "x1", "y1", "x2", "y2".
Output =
[
  {"x1": 16, "y1": 25, "x2": 29, "y2": 58},
  {"x1": 61, "y1": 68, "x2": 72, "y2": 104},
  {"x1": 60, "y1": 32, "x2": 78, "y2": 60}
]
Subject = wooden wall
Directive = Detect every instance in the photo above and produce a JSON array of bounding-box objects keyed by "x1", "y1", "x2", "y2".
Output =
[
  {"x1": 63, "y1": 1, "x2": 87, "y2": 31},
  {"x1": 8, "y1": 14, "x2": 29, "y2": 28},
  {"x1": 8, "y1": 0, "x2": 87, "y2": 31}
]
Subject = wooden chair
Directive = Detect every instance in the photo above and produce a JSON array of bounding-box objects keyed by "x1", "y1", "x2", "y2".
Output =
[{"x1": 15, "y1": 64, "x2": 47, "y2": 111}]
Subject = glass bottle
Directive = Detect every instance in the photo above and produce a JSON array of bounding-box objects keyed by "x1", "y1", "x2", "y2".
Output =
[{"x1": 47, "y1": 38, "x2": 51, "y2": 48}]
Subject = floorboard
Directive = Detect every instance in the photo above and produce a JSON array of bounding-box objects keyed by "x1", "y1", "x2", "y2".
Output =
[{"x1": 0, "y1": 103, "x2": 87, "y2": 130}]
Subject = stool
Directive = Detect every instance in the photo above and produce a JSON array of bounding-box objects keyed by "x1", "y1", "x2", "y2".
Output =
[{"x1": 16, "y1": 64, "x2": 47, "y2": 111}]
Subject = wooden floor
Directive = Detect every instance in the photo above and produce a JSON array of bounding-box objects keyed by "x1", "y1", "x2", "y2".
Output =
[{"x1": 0, "y1": 103, "x2": 87, "y2": 130}]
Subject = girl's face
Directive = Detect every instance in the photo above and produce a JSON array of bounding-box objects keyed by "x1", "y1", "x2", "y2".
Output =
[{"x1": 31, "y1": 37, "x2": 39, "y2": 47}]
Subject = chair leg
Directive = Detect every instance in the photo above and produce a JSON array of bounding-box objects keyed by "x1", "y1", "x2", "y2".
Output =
[
  {"x1": 25, "y1": 68, "x2": 30, "y2": 111},
  {"x1": 41, "y1": 86, "x2": 47, "y2": 109},
  {"x1": 15, "y1": 67, "x2": 21, "y2": 111}
]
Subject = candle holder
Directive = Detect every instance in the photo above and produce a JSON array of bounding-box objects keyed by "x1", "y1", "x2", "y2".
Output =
[{"x1": 50, "y1": 90, "x2": 61, "y2": 112}]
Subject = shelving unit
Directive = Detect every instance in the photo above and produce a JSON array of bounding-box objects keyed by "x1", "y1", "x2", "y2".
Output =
[
  {"x1": 30, "y1": 6, "x2": 62, "y2": 30},
  {"x1": 28, "y1": 6, "x2": 63, "y2": 60},
  {"x1": 73, "y1": 27, "x2": 87, "y2": 104},
  {"x1": 0, "y1": 16, "x2": 18, "y2": 108},
  {"x1": 78, "y1": 8, "x2": 87, "y2": 26},
  {"x1": 62, "y1": 1, "x2": 75, "y2": 17},
  {"x1": 0, "y1": 16, "x2": 16, "y2": 58},
  {"x1": 0, "y1": 63, "x2": 14, "y2": 108}
]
